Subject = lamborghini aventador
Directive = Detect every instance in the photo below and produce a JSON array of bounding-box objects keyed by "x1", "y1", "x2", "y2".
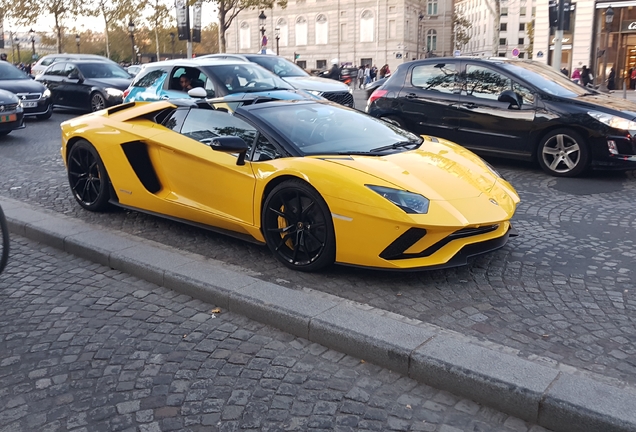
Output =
[{"x1": 61, "y1": 98, "x2": 520, "y2": 272}]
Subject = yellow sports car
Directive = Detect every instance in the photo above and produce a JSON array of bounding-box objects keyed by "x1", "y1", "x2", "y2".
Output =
[{"x1": 61, "y1": 98, "x2": 520, "y2": 272}]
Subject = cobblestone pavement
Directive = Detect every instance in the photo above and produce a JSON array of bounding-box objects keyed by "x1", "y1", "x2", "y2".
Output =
[
  {"x1": 0, "y1": 113, "x2": 635, "y2": 387},
  {"x1": 0, "y1": 235, "x2": 548, "y2": 432}
]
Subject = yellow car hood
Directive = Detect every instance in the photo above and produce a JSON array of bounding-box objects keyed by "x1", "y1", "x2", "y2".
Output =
[{"x1": 324, "y1": 142, "x2": 499, "y2": 201}]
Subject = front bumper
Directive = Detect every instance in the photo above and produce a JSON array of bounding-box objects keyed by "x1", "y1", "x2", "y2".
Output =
[{"x1": 0, "y1": 111, "x2": 26, "y2": 131}]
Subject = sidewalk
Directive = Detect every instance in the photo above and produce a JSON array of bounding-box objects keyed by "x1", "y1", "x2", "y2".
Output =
[{"x1": 1, "y1": 196, "x2": 635, "y2": 432}]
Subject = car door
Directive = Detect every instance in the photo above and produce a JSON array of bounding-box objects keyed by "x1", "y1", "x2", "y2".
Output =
[
  {"x1": 60, "y1": 63, "x2": 90, "y2": 110},
  {"x1": 39, "y1": 63, "x2": 66, "y2": 106},
  {"x1": 396, "y1": 61, "x2": 462, "y2": 142},
  {"x1": 455, "y1": 62, "x2": 537, "y2": 158},
  {"x1": 156, "y1": 108, "x2": 258, "y2": 227}
]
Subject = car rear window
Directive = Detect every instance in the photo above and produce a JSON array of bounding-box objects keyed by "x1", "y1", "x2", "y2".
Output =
[{"x1": 132, "y1": 69, "x2": 166, "y2": 88}]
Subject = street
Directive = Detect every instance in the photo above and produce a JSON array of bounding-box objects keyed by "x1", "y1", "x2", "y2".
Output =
[{"x1": 0, "y1": 98, "x2": 635, "y2": 430}]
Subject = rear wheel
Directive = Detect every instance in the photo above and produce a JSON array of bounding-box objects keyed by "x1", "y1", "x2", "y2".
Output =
[
  {"x1": 262, "y1": 180, "x2": 336, "y2": 272},
  {"x1": 67, "y1": 140, "x2": 111, "y2": 211},
  {"x1": 538, "y1": 128, "x2": 589, "y2": 177},
  {"x1": 90, "y1": 92, "x2": 106, "y2": 112}
]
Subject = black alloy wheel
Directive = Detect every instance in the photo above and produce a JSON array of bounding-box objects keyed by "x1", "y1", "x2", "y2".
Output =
[
  {"x1": 90, "y1": 92, "x2": 106, "y2": 112},
  {"x1": 262, "y1": 180, "x2": 336, "y2": 272},
  {"x1": 537, "y1": 128, "x2": 590, "y2": 177},
  {"x1": 67, "y1": 139, "x2": 111, "y2": 212}
]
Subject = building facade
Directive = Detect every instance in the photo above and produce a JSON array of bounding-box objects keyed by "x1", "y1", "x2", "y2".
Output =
[
  {"x1": 454, "y1": 0, "x2": 536, "y2": 59},
  {"x1": 224, "y1": 0, "x2": 454, "y2": 73}
]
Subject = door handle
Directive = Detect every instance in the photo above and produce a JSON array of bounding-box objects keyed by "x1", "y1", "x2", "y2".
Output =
[{"x1": 405, "y1": 93, "x2": 417, "y2": 99}]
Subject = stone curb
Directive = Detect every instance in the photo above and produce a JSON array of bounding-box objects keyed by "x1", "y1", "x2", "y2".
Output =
[{"x1": 1, "y1": 196, "x2": 635, "y2": 432}]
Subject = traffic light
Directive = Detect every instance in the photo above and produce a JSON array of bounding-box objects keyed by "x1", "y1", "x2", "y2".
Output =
[{"x1": 294, "y1": 52, "x2": 300, "y2": 60}]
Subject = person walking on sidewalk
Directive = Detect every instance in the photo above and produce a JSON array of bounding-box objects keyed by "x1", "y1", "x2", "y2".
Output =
[{"x1": 357, "y1": 66, "x2": 364, "y2": 89}]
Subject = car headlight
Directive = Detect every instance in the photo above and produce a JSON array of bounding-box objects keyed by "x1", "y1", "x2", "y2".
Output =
[
  {"x1": 588, "y1": 111, "x2": 636, "y2": 131},
  {"x1": 43, "y1": 88, "x2": 51, "y2": 98},
  {"x1": 105, "y1": 88, "x2": 124, "y2": 98},
  {"x1": 367, "y1": 185, "x2": 430, "y2": 214}
]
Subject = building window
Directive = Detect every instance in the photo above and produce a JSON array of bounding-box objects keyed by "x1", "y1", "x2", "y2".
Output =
[
  {"x1": 360, "y1": 10, "x2": 374, "y2": 42},
  {"x1": 389, "y1": 19, "x2": 396, "y2": 39},
  {"x1": 501, "y1": 7, "x2": 508, "y2": 16},
  {"x1": 297, "y1": 60, "x2": 306, "y2": 69},
  {"x1": 277, "y1": 18, "x2": 288, "y2": 47},
  {"x1": 498, "y1": 52, "x2": 506, "y2": 57},
  {"x1": 389, "y1": 6, "x2": 395, "y2": 13},
  {"x1": 499, "y1": 38, "x2": 506, "y2": 46},
  {"x1": 518, "y1": 52, "x2": 525, "y2": 58},
  {"x1": 518, "y1": 38, "x2": 524, "y2": 45},
  {"x1": 427, "y1": 0, "x2": 437, "y2": 15},
  {"x1": 340, "y1": 11, "x2": 346, "y2": 17},
  {"x1": 500, "y1": 23, "x2": 507, "y2": 31},
  {"x1": 519, "y1": 23, "x2": 525, "y2": 31},
  {"x1": 426, "y1": 29, "x2": 437, "y2": 52},
  {"x1": 340, "y1": 23, "x2": 346, "y2": 41},
  {"x1": 520, "y1": 7, "x2": 526, "y2": 16},
  {"x1": 296, "y1": 16, "x2": 307, "y2": 45},
  {"x1": 239, "y1": 21, "x2": 250, "y2": 49},
  {"x1": 316, "y1": 14, "x2": 328, "y2": 44},
  {"x1": 316, "y1": 59, "x2": 326, "y2": 69}
]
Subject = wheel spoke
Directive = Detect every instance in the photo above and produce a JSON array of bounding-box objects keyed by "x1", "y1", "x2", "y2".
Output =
[
  {"x1": 300, "y1": 200, "x2": 315, "y2": 219},
  {"x1": 291, "y1": 232, "x2": 300, "y2": 262},
  {"x1": 281, "y1": 196, "x2": 298, "y2": 223},
  {"x1": 268, "y1": 206, "x2": 287, "y2": 219},
  {"x1": 305, "y1": 229, "x2": 325, "y2": 248},
  {"x1": 274, "y1": 232, "x2": 293, "y2": 252},
  {"x1": 555, "y1": 135, "x2": 565, "y2": 150},
  {"x1": 266, "y1": 225, "x2": 294, "y2": 233},
  {"x1": 542, "y1": 146, "x2": 560, "y2": 155},
  {"x1": 563, "y1": 155, "x2": 576, "y2": 169},
  {"x1": 564, "y1": 143, "x2": 580, "y2": 155}
]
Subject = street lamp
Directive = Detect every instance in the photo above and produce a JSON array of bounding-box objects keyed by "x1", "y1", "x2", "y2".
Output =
[
  {"x1": 169, "y1": 32, "x2": 175, "y2": 59},
  {"x1": 14, "y1": 38, "x2": 20, "y2": 63},
  {"x1": 75, "y1": 34, "x2": 80, "y2": 54},
  {"x1": 29, "y1": 29, "x2": 36, "y2": 59},
  {"x1": 416, "y1": 12, "x2": 424, "y2": 60},
  {"x1": 258, "y1": 10, "x2": 267, "y2": 53},
  {"x1": 599, "y1": 6, "x2": 614, "y2": 92},
  {"x1": 275, "y1": 27, "x2": 280, "y2": 56},
  {"x1": 128, "y1": 20, "x2": 136, "y2": 64}
]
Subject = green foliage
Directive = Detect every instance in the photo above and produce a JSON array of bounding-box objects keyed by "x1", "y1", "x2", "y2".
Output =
[
  {"x1": 526, "y1": 20, "x2": 534, "y2": 59},
  {"x1": 453, "y1": 12, "x2": 471, "y2": 50}
]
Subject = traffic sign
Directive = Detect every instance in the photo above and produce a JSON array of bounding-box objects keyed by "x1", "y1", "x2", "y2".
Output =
[
  {"x1": 537, "y1": 51, "x2": 544, "y2": 58},
  {"x1": 454, "y1": 49, "x2": 461, "y2": 57},
  {"x1": 512, "y1": 48, "x2": 520, "y2": 57}
]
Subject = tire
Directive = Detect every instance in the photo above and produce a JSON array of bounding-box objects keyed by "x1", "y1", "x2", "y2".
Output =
[
  {"x1": 67, "y1": 140, "x2": 111, "y2": 212},
  {"x1": 37, "y1": 105, "x2": 53, "y2": 120},
  {"x1": 537, "y1": 128, "x2": 590, "y2": 177},
  {"x1": 262, "y1": 179, "x2": 336, "y2": 272},
  {"x1": 90, "y1": 92, "x2": 106, "y2": 112},
  {"x1": 381, "y1": 115, "x2": 406, "y2": 129},
  {"x1": 0, "y1": 205, "x2": 9, "y2": 275}
]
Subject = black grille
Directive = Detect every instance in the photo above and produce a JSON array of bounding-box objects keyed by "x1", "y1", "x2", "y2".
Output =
[
  {"x1": 380, "y1": 228, "x2": 427, "y2": 260},
  {"x1": 321, "y1": 91, "x2": 355, "y2": 107},
  {"x1": 16, "y1": 93, "x2": 41, "y2": 101},
  {"x1": 0, "y1": 103, "x2": 18, "y2": 111}
]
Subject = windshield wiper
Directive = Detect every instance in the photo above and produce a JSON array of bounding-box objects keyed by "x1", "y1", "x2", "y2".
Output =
[{"x1": 370, "y1": 141, "x2": 422, "y2": 153}]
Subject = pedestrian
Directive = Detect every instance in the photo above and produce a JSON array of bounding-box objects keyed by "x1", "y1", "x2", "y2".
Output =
[
  {"x1": 571, "y1": 68, "x2": 581, "y2": 84},
  {"x1": 379, "y1": 64, "x2": 387, "y2": 79},
  {"x1": 580, "y1": 65, "x2": 592, "y2": 87},
  {"x1": 364, "y1": 64, "x2": 371, "y2": 86},
  {"x1": 630, "y1": 67, "x2": 636, "y2": 90},
  {"x1": 357, "y1": 66, "x2": 364, "y2": 89},
  {"x1": 0, "y1": 53, "x2": 7, "y2": 62},
  {"x1": 561, "y1": 67, "x2": 568, "y2": 76},
  {"x1": 607, "y1": 67, "x2": 616, "y2": 91},
  {"x1": 370, "y1": 65, "x2": 377, "y2": 81},
  {"x1": 326, "y1": 58, "x2": 340, "y2": 81}
]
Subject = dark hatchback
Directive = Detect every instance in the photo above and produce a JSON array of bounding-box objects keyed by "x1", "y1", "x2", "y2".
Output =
[
  {"x1": 0, "y1": 61, "x2": 52, "y2": 119},
  {"x1": 0, "y1": 89, "x2": 25, "y2": 136},
  {"x1": 36, "y1": 60, "x2": 132, "y2": 113},
  {"x1": 367, "y1": 57, "x2": 636, "y2": 177}
]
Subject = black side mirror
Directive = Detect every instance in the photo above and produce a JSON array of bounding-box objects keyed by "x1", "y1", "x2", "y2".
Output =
[
  {"x1": 498, "y1": 90, "x2": 522, "y2": 109},
  {"x1": 209, "y1": 136, "x2": 249, "y2": 165},
  {"x1": 68, "y1": 72, "x2": 82, "y2": 82}
]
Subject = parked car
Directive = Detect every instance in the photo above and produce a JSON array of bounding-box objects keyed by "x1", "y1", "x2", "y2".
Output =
[
  {"x1": 61, "y1": 97, "x2": 519, "y2": 271},
  {"x1": 367, "y1": 57, "x2": 636, "y2": 177},
  {"x1": 0, "y1": 89, "x2": 25, "y2": 136},
  {"x1": 0, "y1": 61, "x2": 52, "y2": 119},
  {"x1": 31, "y1": 53, "x2": 118, "y2": 77},
  {"x1": 122, "y1": 58, "x2": 316, "y2": 104},
  {"x1": 364, "y1": 77, "x2": 387, "y2": 100},
  {"x1": 127, "y1": 65, "x2": 144, "y2": 77},
  {"x1": 199, "y1": 54, "x2": 354, "y2": 108},
  {"x1": 36, "y1": 60, "x2": 132, "y2": 112}
]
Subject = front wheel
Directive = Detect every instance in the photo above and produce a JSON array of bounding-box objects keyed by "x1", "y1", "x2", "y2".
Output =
[
  {"x1": 0, "y1": 205, "x2": 9, "y2": 275},
  {"x1": 537, "y1": 129, "x2": 589, "y2": 177},
  {"x1": 262, "y1": 180, "x2": 336, "y2": 272},
  {"x1": 90, "y1": 92, "x2": 106, "y2": 112},
  {"x1": 67, "y1": 140, "x2": 111, "y2": 212}
]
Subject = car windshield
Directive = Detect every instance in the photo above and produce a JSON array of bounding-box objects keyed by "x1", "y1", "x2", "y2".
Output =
[
  {"x1": 251, "y1": 103, "x2": 423, "y2": 155},
  {"x1": 205, "y1": 63, "x2": 294, "y2": 94},
  {"x1": 77, "y1": 63, "x2": 131, "y2": 79},
  {"x1": 246, "y1": 56, "x2": 309, "y2": 78},
  {"x1": 0, "y1": 62, "x2": 30, "y2": 80},
  {"x1": 499, "y1": 61, "x2": 591, "y2": 98}
]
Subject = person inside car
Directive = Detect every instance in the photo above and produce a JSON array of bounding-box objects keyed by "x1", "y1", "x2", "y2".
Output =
[{"x1": 180, "y1": 75, "x2": 193, "y2": 91}]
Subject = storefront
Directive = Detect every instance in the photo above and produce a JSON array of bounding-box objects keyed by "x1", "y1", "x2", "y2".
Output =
[{"x1": 595, "y1": 1, "x2": 636, "y2": 89}]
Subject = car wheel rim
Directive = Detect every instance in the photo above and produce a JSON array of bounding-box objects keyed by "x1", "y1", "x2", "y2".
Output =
[
  {"x1": 91, "y1": 94, "x2": 105, "y2": 111},
  {"x1": 68, "y1": 147, "x2": 102, "y2": 206},
  {"x1": 264, "y1": 189, "x2": 328, "y2": 267},
  {"x1": 542, "y1": 133, "x2": 581, "y2": 174}
]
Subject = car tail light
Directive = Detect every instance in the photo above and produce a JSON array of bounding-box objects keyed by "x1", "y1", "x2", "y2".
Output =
[
  {"x1": 122, "y1": 88, "x2": 130, "y2": 99},
  {"x1": 368, "y1": 89, "x2": 388, "y2": 105}
]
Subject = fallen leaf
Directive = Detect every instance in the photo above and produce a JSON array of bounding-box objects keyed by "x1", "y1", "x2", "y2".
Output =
[
  {"x1": 542, "y1": 334, "x2": 550, "y2": 338},
  {"x1": 183, "y1": 334, "x2": 187, "y2": 338},
  {"x1": 211, "y1": 308, "x2": 221, "y2": 314},
  {"x1": 360, "y1": 360, "x2": 365, "y2": 363},
  {"x1": 396, "y1": 293, "x2": 402, "y2": 296},
  {"x1": 406, "y1": 404, "x2": 412, "y2": 409}
]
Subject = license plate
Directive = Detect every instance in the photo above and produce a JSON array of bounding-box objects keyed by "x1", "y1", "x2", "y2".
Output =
[
  {"x1": 23, "y1": 101, "x2": 38, "y2": 108},
  {"x1": 0, "y1": 114, "x2": 17, "y2": 123}
]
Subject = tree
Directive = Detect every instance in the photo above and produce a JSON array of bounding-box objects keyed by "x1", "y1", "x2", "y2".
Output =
[
  {"x1": 203, "y1": 0, "x2": 287, "y2": 53},
  {"x1": 526, "y1": 19, "x2": 534, "y2": 59},
  {"x1": 452, "y1": 12, "x2": 471, "y2": 51},
  {"x1": 147, "y1": 0, "x2": 173, "y2": 61}
]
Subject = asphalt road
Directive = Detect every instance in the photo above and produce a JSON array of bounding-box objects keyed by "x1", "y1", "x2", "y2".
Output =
[{"x1": 0, "y1": 102, "x2": 635, "y2": 393}]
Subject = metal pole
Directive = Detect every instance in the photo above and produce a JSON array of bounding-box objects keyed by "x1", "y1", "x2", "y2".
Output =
[
  {"x1": 276, "y1": 37, "x2": 279, "y2": 55},
  {"x1": 130, "y1": 34, "x2": 136, "y2": 64},
  {"x1": 552, "y1": 0, "x2": 566, "y2": 71},
  {"x1": 15, "y1": 41, "x2": 20, "y2": 63},
  {"x1": 600, "y1": 29, "x2": 610, "y2": 92}
]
